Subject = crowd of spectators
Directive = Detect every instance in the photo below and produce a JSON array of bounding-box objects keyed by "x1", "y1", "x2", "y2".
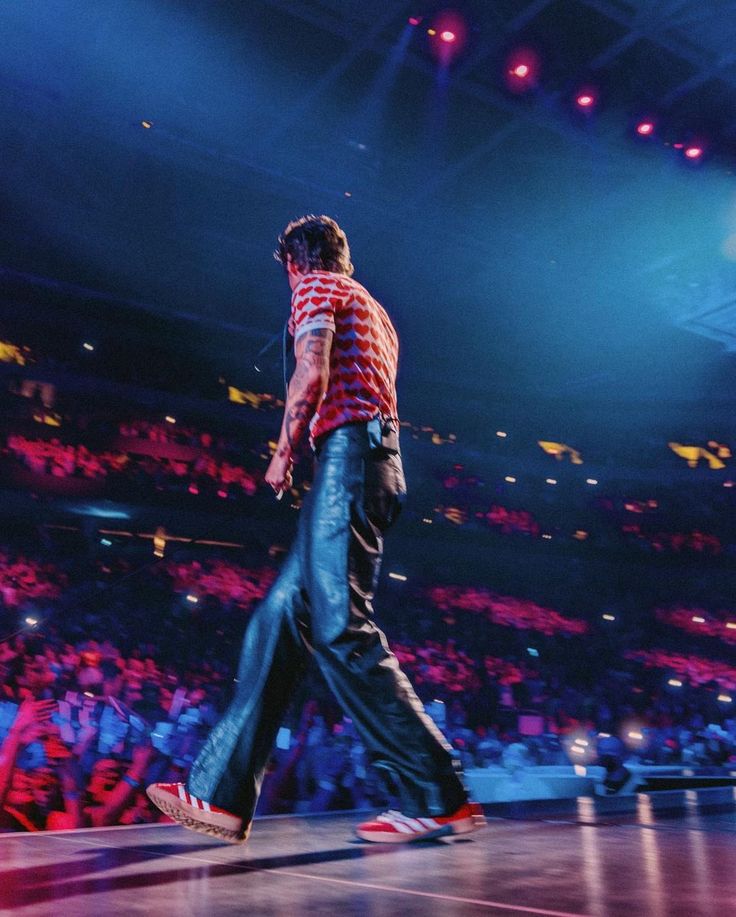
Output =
[
  {"x1": 0, "y1": 537, "x2": 735, "y2": 834},
  {"x1": 118, "y1": 419, "x2": 217, "y2": 448},
  {"x1": 164, "y1": 559, "x2": 276, "y2": 609},
  {"x1": 621, "y1": 525, "x2": 723, "y2": 555},
  {"x1": 624, "y1": 649, "x2": 736, "y2": 692},
  {"x1": 0, "y1": 550, "x2": 67, "y2": 610},
  {"x1": 4, "y1": 383, "x2": 736, "y2": 831},
  {"x1": 655, "y1": 606, "x2": 736, "y2": 646},
  {"x1": 3, "y1": 335, "x2": 736, "y2": 838},
  {"x1": 4, "y1": 432, "x2": 260, "y2": 500},
  {"x1": 6, "y1": 387, "x2": 736, "y2": 560},
  {"x1": 6, "y1": 434, "x2": 128, "y2": 480},
  {"x1": 480, "y1": 504, "x2": 541, "y2": 538},
  {"x1": 0, "y1": 634, "x2": 219, "y2": 831},
  {"x1": 427, "y1": 586, "x2": 589, "y2": 636},
  {"x1": 432, "y1": 490, "x2": 736, "y2": 557}
]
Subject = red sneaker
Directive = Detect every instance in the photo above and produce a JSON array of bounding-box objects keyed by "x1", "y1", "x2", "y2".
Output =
[
  {"x1": 146, "y1": 782, "x2": 249, "y2": 844},
  {"x1": 355, "y1": 801, "x2": 486, "y2": 843}
]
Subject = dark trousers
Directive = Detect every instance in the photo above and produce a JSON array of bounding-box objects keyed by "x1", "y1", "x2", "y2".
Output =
[{"x1": 187, "y1": 422, "x2": 467, "y2": 822}]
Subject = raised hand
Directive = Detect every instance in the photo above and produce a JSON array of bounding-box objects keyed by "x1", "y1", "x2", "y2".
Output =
[{"x1": 11, "y1": 698, "x2": 56, "y2": 743}]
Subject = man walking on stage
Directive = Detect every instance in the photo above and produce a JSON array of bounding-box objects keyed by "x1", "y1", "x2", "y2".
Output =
[{"x1": 147, "y1": 215, "x2": 485, "y2": 843}]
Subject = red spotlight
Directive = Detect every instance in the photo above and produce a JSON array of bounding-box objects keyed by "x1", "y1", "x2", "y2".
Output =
[
  {"x1": 408, "y1": 16, "x2": 422, "y2": 26},
  {"x1": 428, "y1": 10, "x2": 467, "y2": 62},
  {"x1": 576, "y1": 93, "x2": 595, "y2": 109},
  {"x1": 684, "y1": 145, "x2": 703, "y2": 159},
  {"x1": 505, "y1": 48, "x2": 538, "y2": 92},
  {"x1": 636, "y1": 121, "x2": 655, "y2": 136}
]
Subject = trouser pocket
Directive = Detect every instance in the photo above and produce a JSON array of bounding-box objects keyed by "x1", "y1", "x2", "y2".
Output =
[{"x1": 364, "y1": 452, "x2": 406, "y2": 533}]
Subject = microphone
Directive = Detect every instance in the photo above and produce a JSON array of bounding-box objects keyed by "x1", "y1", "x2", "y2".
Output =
[{"x1": 253, "y1": 329, "x2": 286, "y2": 373}]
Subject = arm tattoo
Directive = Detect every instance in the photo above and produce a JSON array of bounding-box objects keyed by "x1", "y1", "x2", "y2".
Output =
[{"x1": 276, "y1": 327, "x2": 333, "y2": 454}]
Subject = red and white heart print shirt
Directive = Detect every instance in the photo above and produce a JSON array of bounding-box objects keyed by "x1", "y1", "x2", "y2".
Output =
[{"x1": 290, "y1": 270, "x2": 399, "y2": 445}]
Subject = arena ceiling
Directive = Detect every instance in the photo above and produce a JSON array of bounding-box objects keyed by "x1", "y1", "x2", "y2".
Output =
[{"x1": 4, "y1": 0, "x2": 736, "y2": 426}]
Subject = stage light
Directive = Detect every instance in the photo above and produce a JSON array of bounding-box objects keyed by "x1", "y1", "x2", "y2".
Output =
[
  {"x1": 542, "y1": 533, "x2": 552, "y2": 540},
  {"x1": 566, "y1": 733, "x2": 596, "y2": 765},
  {"x1": 545, "y1": 478, "x2": 557, "y2": 485},
  {"x1": 724, "y1": 481, "x2": 735, "y2": 487},
  {"x1": 186, "y1": 594, "x2": 198, "y2": 604},
  {"x1": 153, "y1": 526, "x2": 166, "y2": 558},
  {"x1": 636, "y1": 121, "x2": 655, "y2": 136},
  {"x1": 428, "y1": 11, "x2": 467, "y2": 61},
  {"x1": 667, "y1": 678, "x2": 683, "y2": 687},
  {"x1": 527, "y1": 647, "x2": 539, "y2": 657},
  {"x1": 602, "y1": 614, "x2": 616, "y2": 621},
  {"x1": 505, "y1": 49, "x2": 538, "y2": 93},
  {"x1": 25, "y1": 616, "x2": 38, "y2": 627},
  {"x1": 504, "y1": 475, "x2": 516, "y2": 483},
  {"x1": 628, "y1": 730, "x2": 643, "y2": 741},
  {"x1": 684, "y1": 146, "x2": 703, "y2": 159},
  {"x1": 408, "y1": 16, "x2": 422, "y2": 26},
  {"x1": 100, "y1": 538, "x2": 112, "y2": 547},
  {"x1": 83, "y1": 342, "x2": 95, "y2": 352},
  {"x1": 586, "y1": 478, "x2": 598, "y2": 485},
  {"x1": 539, "y1": 440, "x2": 582, "y2": 463},
  {"x1": 718, "y1": 694, "x2": 733, "y2": 703},
  {"x1": 165, "y1": 415, "x2": 176, "y2": 424},
  {"x1": 692, "y1": 616, "x2": 705, "y2": 623},
  {"x1": 726, "y1": 622, "x2": 736, "y2": 629},
  {"x1": 141, "y1": 120, "x2": 153, "y2": 129},
  {"x1": 576, "y1": 93, "x2": 595, "y2": 109},
  {"x1": 422, "y1": 517, "x2": 433, "y2": 524},
  {"x1": 496, "y1": 431, "x2": 507, "y2": 438},
  {"x1": 389, "y1": 572, "x2": 407, "y2": 581}
]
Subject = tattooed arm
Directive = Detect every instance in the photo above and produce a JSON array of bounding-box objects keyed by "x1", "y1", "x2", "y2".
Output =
[{"x1": 264, "y1": 327, "x2": 333, "y2": 495}]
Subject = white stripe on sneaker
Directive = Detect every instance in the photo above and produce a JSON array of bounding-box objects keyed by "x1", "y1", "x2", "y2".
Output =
[
  {"x1": 177, "y1": 785, "x2": 187, "y2": 802},
  {"x1": 418, "y1": 818, "x2": 439, "y2": 829},
  {"x1": 202, "y1": 801, "x2": 211, "y2": 813}
]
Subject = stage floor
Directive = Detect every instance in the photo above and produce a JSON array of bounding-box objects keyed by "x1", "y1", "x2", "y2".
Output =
[{"x1": 2, "y1": 804, "x2": 734, "y2": 916}]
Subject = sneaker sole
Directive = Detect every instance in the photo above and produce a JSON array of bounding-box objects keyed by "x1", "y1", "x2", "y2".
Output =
[
  {"x1": 356, "y1": 813, "x2": 487, "y2": 844},
  {"x1": 146, "y1": 786, "x2": 248, "y2": 845}
]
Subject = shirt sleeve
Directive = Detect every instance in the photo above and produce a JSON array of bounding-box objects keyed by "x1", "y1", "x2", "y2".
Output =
[{"x1": 290, "y1": 274, "x2": 341, "y2": 339}]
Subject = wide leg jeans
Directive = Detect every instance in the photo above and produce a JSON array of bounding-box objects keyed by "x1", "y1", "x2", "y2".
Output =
[{"x1": 187, "y1": 422, "x2": 467, "y2": 823}]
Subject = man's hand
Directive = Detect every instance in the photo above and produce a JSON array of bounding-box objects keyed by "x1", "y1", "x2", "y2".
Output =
[{"x1": 265, "y1": 450, "x2": 293, "y2": 497}]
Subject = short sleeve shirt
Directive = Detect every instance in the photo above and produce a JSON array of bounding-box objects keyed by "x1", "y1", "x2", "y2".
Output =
[{"x1": 290, "y1": 270, "x2": 399, "y2": 444}]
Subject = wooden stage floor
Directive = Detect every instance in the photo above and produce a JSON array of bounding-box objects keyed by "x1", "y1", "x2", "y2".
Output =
[{"x1": 2, "y1": 803, "x2": 735, "y2": 916}]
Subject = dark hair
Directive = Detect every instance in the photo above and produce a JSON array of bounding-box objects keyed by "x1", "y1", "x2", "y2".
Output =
[{"x1": 275, "y1": 215, "x2": 354, "y2": 276}]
